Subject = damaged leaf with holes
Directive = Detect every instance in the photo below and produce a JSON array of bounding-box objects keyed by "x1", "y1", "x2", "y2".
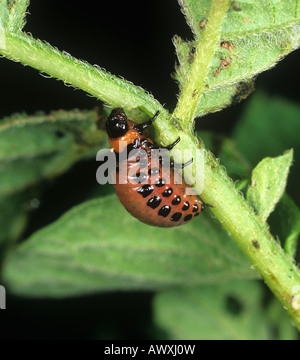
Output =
[
  {"x1": 153, "y1": 280, "x2": 298, "y2": 340},
  {"x1": 175, "y1": 0, "x2": 300, "y2": 116}
]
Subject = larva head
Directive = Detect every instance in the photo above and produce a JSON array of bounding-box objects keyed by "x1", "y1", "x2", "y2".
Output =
[{"x1": 106, "y1": 108, "x2": 129, "y2": 139}]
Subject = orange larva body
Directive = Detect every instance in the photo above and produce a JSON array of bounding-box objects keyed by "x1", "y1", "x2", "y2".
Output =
[{"x1": 106, "y1": 108, "x2": 204, "y2": 227}]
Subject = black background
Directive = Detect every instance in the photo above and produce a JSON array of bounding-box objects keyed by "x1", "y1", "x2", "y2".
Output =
[{"x1": 0, "y1": 0, "x2": 299, "y2": 340}]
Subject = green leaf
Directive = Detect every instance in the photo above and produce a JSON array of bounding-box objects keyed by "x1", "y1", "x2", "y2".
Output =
[
  {"x1": 247, "y1": 150, "x2": 293, "y2": 223},
  {"x1": 0, "y1": 0, "x2": 30, "y2": 34},
  {"x1": 270, "y1": 194, "x2": 300, "y2": 258},
  {"x1": 6, "y1": 0, "x2": 30, "y2": 32},
  {"x1": 0, "y1": 109, "x2": 106, "y2": 249},
  {"x1": 0, "y1": 109, "x2": 106, "y2": 197},
  {"x1": 266, "y1": 297, "x2": 299, "y2": 340},
  {"x1": 219, "y1": 138, "x2": 252, "y2": 179},
  {"x1": 0, "y1": 193, "x2": 28, "y2": 250},
  {"x1": 2, "y1": 195, "x2": 257, "y2": 298},
  {"x1": 233, "y1": 92, "x2": 300, "y2": 166},
  {"x1": 0, "y1": 1, "x2": 9, "y2": 27},
  {"x1": 154, "y1": 280, "x2": 298, "y2": 340},
  {"x1": 196, "y1": 131, "x2": 252, "y2": 180},
  {"x1": 176, "y1": 0, "x2": 300, "y2": 117},
  {"x1": 232, "y1": 91, "x2": 300, "y2": 210}
]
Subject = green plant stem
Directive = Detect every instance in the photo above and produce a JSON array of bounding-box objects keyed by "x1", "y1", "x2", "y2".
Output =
[
  {"x1": 0, "y1": 31, "x2": 181, "y2": 147},
  {"x1": 203, "y1": 149, "x2": 300, "y2": 329},
  {"x1": 0, "y1": 31, "x2": 166, "y2": 116},
  {"x1": 173, "y1": 0, "x2": 300, "y2": 329},
  {"x1": 164, "y1": 130, "x2": 300, "y2": 330},
  {"x1": 1, "y1": 20, "x2": 300, "y2": 329},
  {"x1": 173, "y1": 0, "x2": 229, "y2": 130}
]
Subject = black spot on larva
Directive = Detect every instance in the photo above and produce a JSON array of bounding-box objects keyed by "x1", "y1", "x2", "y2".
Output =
[
  {"x1": 148, "y1": 167, "x2": 160, "y2": 176},
  {"x1": 184, "y1": 214, "x2": 193, "y2": 221},
  {"x1": 158, "y1": 205, "x2": 171, "y2": 217},
  {"x1": 138, "y1": 184, "x2": 154, "y2": 198},
  {"x1": 194, "y1": 212, "x2": 200, "y2": 217},
  {"x1": 163, "y1": 188, "x2": 173, "y2": 197},
  {"x1": 147, "y1": 196, "x2": 162, "y2": 209},
  {"x1": 252, "y1": 240, "x2": 260, "y2": 250},
  {"x1": 182, "y1": 201, "x2": 190, "y2": 211},
  {"x1": 133, "y1": 172, "x2": 147, "y2": 183},
  {"x1": 138, "y1": 159, "x2": 149, "y2": 169},
  {"x1": 116, "y1": 166, "x2": 119, "y2": 173},
  {"x1": 155, "y1": 177, "x2": 166, "y2": 187},
  {"x1": 172, "y1": 196, "x2": 181, "y2": 205},
  {"x1": 171, "y1": 212, "x2": 182, "y2": 222},
  {"x1": 192, "y1": 204, "x2": 199, "y2": 212}
]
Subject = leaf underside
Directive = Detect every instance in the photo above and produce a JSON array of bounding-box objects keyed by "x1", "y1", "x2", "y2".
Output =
[
  {"x1": 0, "y1": 109, "x2": 105, "y2": 197},
  {"x1": 154, "y1": 280, "x2": 298, "y2": 340},
  {"x1": 3, "y1": 195, "x2": 256, "y2": 298},
  {"x1": 176, "y1": 0, "x2": 300, "y2": 117},
  {"x1": 0, "y1": 109, "x2": 106, "y2": 247}
]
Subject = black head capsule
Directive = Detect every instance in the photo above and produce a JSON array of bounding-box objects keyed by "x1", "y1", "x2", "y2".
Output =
[{"x1": 106, "y1": 108, "x2": 129, "y2": 138}]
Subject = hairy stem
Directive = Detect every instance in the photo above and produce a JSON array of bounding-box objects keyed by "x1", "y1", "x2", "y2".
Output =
[
  {"x1": 172, "y1": 0, "x2": 300, "y2": 329},
  {"x1": 173, "y1": 0, "x2": 229, "y2": 130},
  {"x1": 0, "y1": 31, "x2": 165, "y2": 116}
]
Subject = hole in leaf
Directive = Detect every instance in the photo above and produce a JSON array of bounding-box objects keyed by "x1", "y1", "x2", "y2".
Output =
[
  {"x1": 225, "y1": 295, "x2": 244, "y2": 315},
  {"x1": 54, "y1": 130, "x2": 66, "y2": 138}
]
